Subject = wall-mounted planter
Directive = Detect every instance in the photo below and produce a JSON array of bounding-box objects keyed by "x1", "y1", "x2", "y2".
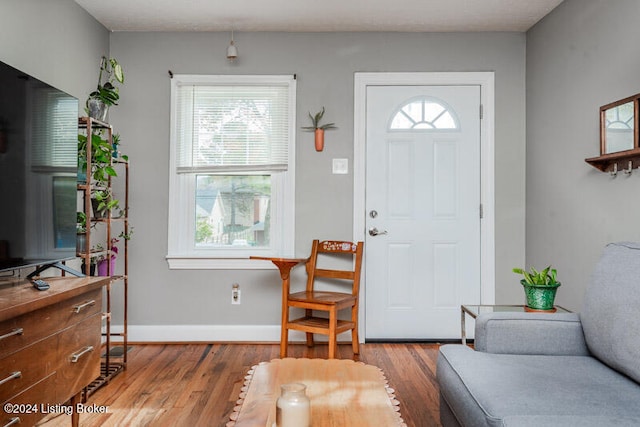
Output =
[
  {"x1": 302, "y1": 107, "x2": 335, "y2": 153},
  {"x1": 315, "y1": 129, "x2": 325, "y2": 152}
]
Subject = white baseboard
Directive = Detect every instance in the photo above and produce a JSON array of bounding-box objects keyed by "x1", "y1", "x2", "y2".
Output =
[{"x1": 110, "y1": 324, "x2": 353, "y2": 343}]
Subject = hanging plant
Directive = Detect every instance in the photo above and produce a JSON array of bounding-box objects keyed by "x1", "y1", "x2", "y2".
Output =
[{"x1": 301, "y1": 107, "x2": 337, "y2": 152}]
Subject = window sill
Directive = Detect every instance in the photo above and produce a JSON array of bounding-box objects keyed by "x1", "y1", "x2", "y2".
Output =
[{"x1": 166, "y1": 256, "x2": 278, "y2": 270}]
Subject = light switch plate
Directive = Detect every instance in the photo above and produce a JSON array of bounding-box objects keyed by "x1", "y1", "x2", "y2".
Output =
[{"x1": 332, "y1": 158, "x2": 349, "y2": 174}]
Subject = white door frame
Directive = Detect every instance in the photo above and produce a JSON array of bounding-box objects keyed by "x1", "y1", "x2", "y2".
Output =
[{"x1": 353, "y1": 72, "x2": 496, "y2": 341}]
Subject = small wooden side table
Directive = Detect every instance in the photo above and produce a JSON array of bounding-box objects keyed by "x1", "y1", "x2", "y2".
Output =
[{"x1": 250, "y1": 256, "x2": 307, "y2": 357}]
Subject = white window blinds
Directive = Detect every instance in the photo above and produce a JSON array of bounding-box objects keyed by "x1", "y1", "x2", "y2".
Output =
[
  {"x1": 174, "y1": 76, "x2": 294, "y2": 173},
  {"x1": 30, "y1": 86, "x2": 79, "y2": 171}
]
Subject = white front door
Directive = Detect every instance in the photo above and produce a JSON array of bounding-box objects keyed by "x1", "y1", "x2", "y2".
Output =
[{"x1": 365, "y1": 85, "x2": 482, "y2": 339}]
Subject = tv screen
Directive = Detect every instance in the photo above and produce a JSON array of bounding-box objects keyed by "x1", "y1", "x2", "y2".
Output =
[{"x1": 0, "y1": 59, "x2": 79, "y2": 273}]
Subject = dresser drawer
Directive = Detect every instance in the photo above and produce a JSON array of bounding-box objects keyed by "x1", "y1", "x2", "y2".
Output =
[
  {"x1": 0, "y1": 289, "x2": 101, "y2": 359},
  {"x1": 0, "y1": 333, "x2": 57, "y2": 403},
  {"x1": 56, "y1": 313, "x2": 102, "y2": 404},
  {"x1": 2, "y1": 372, "x2": 56, "y2": 427}
]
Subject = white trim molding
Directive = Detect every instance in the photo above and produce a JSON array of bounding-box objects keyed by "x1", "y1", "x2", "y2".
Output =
[
  {"x1": 353, "y1": 72, "x2": 496, "y2": 339},
  {"x1": 122, "y1": 325, "x2": 347, "y2": 343}
]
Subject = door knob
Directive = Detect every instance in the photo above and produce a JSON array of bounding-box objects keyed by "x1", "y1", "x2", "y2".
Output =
[{"x1": 368, "y1": 227, "x2": 388, "y2": 236}]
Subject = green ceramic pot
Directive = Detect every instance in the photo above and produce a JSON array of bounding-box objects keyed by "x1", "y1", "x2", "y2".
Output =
[{"x1": 521, "y1": 279, "x2": 560, "y2": 310}]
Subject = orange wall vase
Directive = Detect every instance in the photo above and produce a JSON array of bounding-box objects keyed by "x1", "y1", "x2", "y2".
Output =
[{"x1": 315, "y1": 128, "x2": 325, "y2": 152}]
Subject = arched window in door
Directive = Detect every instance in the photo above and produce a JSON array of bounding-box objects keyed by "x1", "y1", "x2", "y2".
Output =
[{"x1": 389, "y1": 97, "x2": 459, "y2": 130}]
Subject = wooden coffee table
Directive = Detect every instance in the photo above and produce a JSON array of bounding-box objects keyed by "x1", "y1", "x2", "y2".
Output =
[{"x1": 227, "y1": 358, "x2": 406, "y2": 426}]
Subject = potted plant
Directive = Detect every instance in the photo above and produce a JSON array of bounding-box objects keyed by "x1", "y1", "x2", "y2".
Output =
[
  {"x1": 112, "y1": 133, "x2": 121, "y2": 158},
  {"x1": 97, "y1": 238, "x2": 120, "y2": 276},
  {"x1": 76, "y1": 211, "x2": 87, "y2": 253},
  {"x1": 512, "y1": 266, "x2": 561, "y2": 311},
  {"x1": 91, "y1": 189, "x2": 120, "y2": 219},
  {"x1": 81, "y1": 244, "x2": 99, "y2": 276},
  {"x1": 301, "y1": 107, "x2": 336, "y2": 152},
  {"x1": 86, "y1": 56, "x2": 125, "y2": 122},
  {"x1": 78, "y1": 132, "x2": 117, "y2": 183}
]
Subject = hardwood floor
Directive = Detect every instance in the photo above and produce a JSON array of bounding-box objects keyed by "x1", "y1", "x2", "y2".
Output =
[{"x1": 39, "y1": 343, "x2": 443, "y2": 427}]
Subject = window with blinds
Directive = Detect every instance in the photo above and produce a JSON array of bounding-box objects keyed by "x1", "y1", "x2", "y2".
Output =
[
  {"x1": 174, "y1": 77, "x2": 293, "y2": 174},
  {"x1": 167, "y1": 75, "x2": 296, "y2": 268},
  {"x1": 30, "y1": 85, "x2": 78, "y2": 171}
]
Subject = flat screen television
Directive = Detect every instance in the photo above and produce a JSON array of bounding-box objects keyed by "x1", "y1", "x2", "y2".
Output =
[{"x1": 0, "y1": 59, "x2": 79, "y2": 276}]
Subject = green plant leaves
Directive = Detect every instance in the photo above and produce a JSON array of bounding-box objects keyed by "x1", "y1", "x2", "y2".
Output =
[
  {"x1": 513, "y1": 265, "x2": 559, "y2": 286},
  {"x1": 301, "y1": 106, "x2": 337, "y2": 131}
]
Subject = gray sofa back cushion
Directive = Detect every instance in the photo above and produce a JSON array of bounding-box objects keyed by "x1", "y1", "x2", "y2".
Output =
[{"x1": 581, "y1": 242, "x2": 640, "y2": 383}]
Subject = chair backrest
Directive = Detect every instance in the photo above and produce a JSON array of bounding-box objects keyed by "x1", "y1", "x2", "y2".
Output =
[
  {"x1": 305, "y1": 240, "x2": 364, "y2": 296},
  {"x1": 581, "y1": 242, "x2": 640, "y2": 383}
]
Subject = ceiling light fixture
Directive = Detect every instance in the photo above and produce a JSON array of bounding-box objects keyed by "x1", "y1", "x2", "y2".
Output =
[{"x1": 227, "y1": 30, "x2": 238, "y2": 61}]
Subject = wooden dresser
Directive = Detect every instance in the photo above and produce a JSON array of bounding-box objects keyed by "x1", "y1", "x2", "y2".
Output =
[{"x1": 0, "y1": 276, "x2": 109, "y2": 427}]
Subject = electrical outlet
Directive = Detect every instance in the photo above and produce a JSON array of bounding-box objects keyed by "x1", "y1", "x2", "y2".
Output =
[{"x1": 231, "y1": 283, "x2": 241, "y2": 305}]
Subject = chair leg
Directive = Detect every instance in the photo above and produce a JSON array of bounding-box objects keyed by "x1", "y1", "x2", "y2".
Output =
[
  {"x1": 280, "y1": 326, "x2": 289, "y2": 358},
  {"x1": 351, "y1": 304, "x2": 360, "y2": 355},
  {"x1": 328, "y1": 308, "x2": 338, "y2": 359},
  {"x1": 305, "y1": 309, "x2": 314, "y2": 348},
  {"x1": 351, "y1": 326, "x2": 360, "y2": 355},
  {"x1": 280, "y1": 307, "x2": 289, "y2": 359}
]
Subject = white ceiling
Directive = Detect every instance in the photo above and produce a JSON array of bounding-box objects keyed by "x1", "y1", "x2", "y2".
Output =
[{"x1": 74, "y1": 0, "x2": 564, "y2": 33}]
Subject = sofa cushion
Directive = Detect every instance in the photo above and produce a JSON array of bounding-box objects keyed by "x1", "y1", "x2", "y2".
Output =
[
  {"x1": 437, "y1": 345, "x2": 640, "y2": 427},
  {"x1": 581, "y1": 242, "x2": 640, "y2": 383}
]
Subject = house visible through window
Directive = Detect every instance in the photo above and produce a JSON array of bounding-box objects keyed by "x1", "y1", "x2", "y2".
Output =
[
  {"x1": 167, "y1": 75, "x2": 296, "y2": 269},
  {"x1": 195, "y1": 175, "x2": 271, "y2": 247}
]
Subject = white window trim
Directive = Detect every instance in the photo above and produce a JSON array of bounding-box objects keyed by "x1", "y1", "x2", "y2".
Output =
[{"x1": 166, "y1": 75, "x2": 296, "y2": 269}]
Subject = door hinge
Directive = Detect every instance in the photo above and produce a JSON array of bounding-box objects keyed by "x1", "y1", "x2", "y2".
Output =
[
  {"x1": 479, "y1": 104, "x2": 484, "y2": 120},
  {"x1": 480, "y1": 203, "x2": 484, "y2": 219}
]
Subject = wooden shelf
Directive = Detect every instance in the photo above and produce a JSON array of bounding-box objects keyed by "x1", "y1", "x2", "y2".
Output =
[
  {"x1": 77, "y1": 116, "x2": 130, "y2": 399},
  {"x1": 585, "y1": 148, "x2": 640, "y2": 172}
]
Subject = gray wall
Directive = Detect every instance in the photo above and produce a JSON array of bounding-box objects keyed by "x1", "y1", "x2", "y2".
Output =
[
  {"x1": 108, "y1": 31, "x2": 527, "y2": 331},
  {"x1": 0, "y1": 0, "x2": 108, "y2": 101},
  {"x1": 0, "y1": 1, "x2": 528, "y2": 335},
  {"x1": 526, "y1": 0, "x2": 640, "y2": 311}
]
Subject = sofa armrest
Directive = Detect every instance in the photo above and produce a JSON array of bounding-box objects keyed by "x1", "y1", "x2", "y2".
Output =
[{"x1": 474, "y1": 312, "x2": 589, "y2": 355}]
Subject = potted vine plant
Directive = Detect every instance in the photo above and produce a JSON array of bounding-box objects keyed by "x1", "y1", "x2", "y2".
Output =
[
  {"x1": 512, "y1": 266, "x2": 561, "y2": 311},
  {"x1": 91, "y1": 189, "x2": 120, "y2": 219},
  {"x1": 78, "y1": 132, "x2": 117, "y2": 184},
  {"x1": 86, "y1": 56, "x2": 125, "y2": 122},
  {"x1": 76, "y1": 211, "x2": 87, "y2": 253},
  {"x1": 301, "y1": 107, "x2": 336, "y2": 151}
]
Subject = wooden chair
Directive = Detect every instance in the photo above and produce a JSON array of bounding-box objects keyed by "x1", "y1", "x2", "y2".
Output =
[{"x1": 281, "y1": 239, "x2": 364, "y2": 359}]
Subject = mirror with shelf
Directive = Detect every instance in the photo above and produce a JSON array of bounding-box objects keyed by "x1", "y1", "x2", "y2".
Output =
[
  {"x1": 602, "y1": 100, "x2": 635, "y2": 154},
  {"x1": 601, "y1": 96, "x2": 638, "y2": 155},
  {"x1": 586, "y1": 93, "x2": 640, "y2": 173}
]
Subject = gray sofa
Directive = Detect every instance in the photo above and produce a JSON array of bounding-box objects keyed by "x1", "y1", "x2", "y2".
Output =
[{"x1": 437, "y1": 242, "x2": 640, "y2": 426}]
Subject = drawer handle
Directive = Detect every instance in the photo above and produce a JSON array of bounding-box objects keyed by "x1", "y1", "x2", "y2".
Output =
[
  {"x1": 4, "y1": 417, "x2": 20, "y2": 427},
  {"x1": 0, "y1": 371, "x2": 21, "y2": 386},
  {"x1": 70, "y1": 346, "x2": 94, "y2": 363},
  {"x1": 0, "y1": 328, "x2": 23, "y2": 341},
  {"x1": 73, "y1": 300, "x2": 96, "y2": 313}
]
